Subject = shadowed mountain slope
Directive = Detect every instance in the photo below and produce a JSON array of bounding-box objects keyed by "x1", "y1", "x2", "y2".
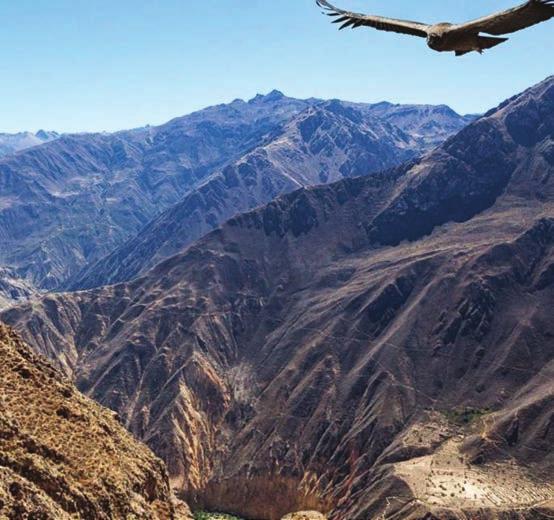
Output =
[
  {"x1": 0, "y1": 92, "x2": 312, "y2": 296},
  {"x1": 0, "y1": 92, "x2": 470, "y2": 306},
  {"x1": 4, "y1": 78, "x2": 553, "y2": 519},
  {"x1": 69, "y1": 101, "x2": 423, "y2": 290},
  {"x1": 0, "y1": 323, "x2": 190, "y2": 519}
]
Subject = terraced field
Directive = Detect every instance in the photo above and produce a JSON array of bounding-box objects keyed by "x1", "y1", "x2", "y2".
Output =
[
  {"x1": 394, "y1": 417, "x2": 554, "y2": 516},
  {"x1": 194, "y1": 512, "x2": 326, "y2": 520}
]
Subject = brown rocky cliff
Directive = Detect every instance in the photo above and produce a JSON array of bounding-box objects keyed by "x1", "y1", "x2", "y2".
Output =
[{"x1": 0, "y1": 323, "x2": 190, "y2": 519}]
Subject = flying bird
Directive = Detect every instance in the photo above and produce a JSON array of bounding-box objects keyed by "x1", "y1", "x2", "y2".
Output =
[{"x1": 316, "y1": 0, "x2": 554, "y2": 56}]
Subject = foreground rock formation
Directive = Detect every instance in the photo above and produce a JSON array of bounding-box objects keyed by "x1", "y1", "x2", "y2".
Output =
[
  {"x1": 3, "y1": 77, "x2": 553, "y2": 519},
  {"x1": 0, "y1": 324, "x2": 189, "y2": 519}
]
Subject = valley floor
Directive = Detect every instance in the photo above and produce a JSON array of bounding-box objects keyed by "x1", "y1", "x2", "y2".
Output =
[
  {"x1": 194, "y1": 511, "x2": 327, "y2": 520},
  {"x1": 194, "y1": 513, "x2": 244, "y2": 520}
]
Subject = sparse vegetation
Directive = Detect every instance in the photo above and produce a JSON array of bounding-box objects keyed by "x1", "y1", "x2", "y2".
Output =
[
  {"x1": 444, "y1": 407, "x2": 491, "y2": 425},
  {"x1": 194, "y1": 513, "x2": 244, "y2": 520}
]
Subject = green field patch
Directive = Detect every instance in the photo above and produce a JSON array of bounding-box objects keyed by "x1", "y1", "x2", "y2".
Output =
[
  {"x1": 194, "y1": 513, "x2": 244, "y2": 520},
  {"x1": 444, "y1": 407, "x2": 491, "y2": 426}
]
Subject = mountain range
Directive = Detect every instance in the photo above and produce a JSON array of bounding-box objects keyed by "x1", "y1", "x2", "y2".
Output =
[
  {"x1": 0, "y1": 130, "x2": 59, "y2": 157},
  {"x1": 2, "y1": 77, "x2": 552, "y2": 519},
  {"x1": 70, "y1": 99, "x2": 460, "y2": 290},
  {"x1": 0, "y1": 92, "x2": 471, "y2": 305}
]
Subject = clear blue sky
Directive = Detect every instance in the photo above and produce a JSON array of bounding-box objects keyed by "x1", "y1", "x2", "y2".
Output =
[{"x1": 0, "y1": 0, "x2": 552, "y2": 133}]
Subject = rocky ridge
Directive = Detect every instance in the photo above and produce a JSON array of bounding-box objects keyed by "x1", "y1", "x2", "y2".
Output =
[
  {"x1": 69, "y1": 100, "x2": 421, "y2": 290},
  {"x1": 0, "y1": 92, "x2": 314, "y2": 298},
  {"x1": 347, "y1": 101, "x2": 477, "y2": 149}
]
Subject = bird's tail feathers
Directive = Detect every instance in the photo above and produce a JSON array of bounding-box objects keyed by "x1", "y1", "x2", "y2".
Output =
[
  {"x1": 477, "y1": 35, "x2": 509, "y2": 51},
  {"x1": 456, "y1": 36, "x2": 508, "y2": 57}
]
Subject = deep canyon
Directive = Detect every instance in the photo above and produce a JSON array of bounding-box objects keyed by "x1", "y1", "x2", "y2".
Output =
[{"x1": 0, "y1": 79, "x2": 553, "y2": 519}]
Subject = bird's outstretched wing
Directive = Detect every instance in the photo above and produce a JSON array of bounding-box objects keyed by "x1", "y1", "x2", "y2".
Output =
[
  {"x1": 450, "y1": 0, "x2": 554, "y2": 36},
  {"x1": 316, "y1": 0, "x2": 430, "y2": 38}
]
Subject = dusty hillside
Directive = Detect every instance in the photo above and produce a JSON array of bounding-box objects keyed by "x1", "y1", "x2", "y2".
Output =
[
  {"x1": 0, "y1": 323, "x2": 190, "y2": 519},
  {"x1": 2, "y1": 77, "x2": 553, "y2": 519}
]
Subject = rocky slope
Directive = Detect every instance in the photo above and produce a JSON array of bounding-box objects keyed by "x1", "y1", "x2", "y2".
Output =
[
  {"x1": 0, "y1": 92, "x2": 470, "y2": 305},
  {"x1": 0, "y1": 91, "x2": 312, "y2": 298},
  {"x1": 0, "y1": 267, "x2": 36, "y2": 309},
  {"x1": 0, "y1": 130, "x2": 59, "y2": 157},
  {"x1": 350, "y1": 102, "x2": 477, "y2": 149},
  {"x1": 4, "y1": 77, "x2": 550, "y2": 519},
  {"x1": 0, "y1": 323, "x2": 190, "y2": 519},
  {"x1": 69, "y1": 101, "x2": 421, "y2": 289}
]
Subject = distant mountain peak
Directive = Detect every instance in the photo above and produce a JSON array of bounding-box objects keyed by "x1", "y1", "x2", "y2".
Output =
[
  {"x1": 319, "y1": 99, "x2": 363, "y2": 123},
  {"x1": 250, "y1": 89, "x2": 286, "y2": 104},
  {"x1": 1, "y1": 86, "x2": 473, "y2": 302},
  {"x1": 35, "y1": 129, "x2": 59, "y2": 140},
  {"x1": 0, "y1": 129, "x2": 60, "y2": 158},
  {"x1": 371, "y1": 101, "x2": 394, "y2": 110},
  {"x1": 265, "y1": 89, "x2": 285, "y2": 100}
]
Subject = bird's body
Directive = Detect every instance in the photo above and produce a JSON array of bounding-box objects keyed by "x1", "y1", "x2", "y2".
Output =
[
  {"x1": 316, "y1": 0, "x2": 554, "y2": 56},
  {"x1": 426, "y1": 24, "x2": 508, "y2": 56},
  {"x1": 426, "y1": 23, "x2": 457, "y2": 52}
]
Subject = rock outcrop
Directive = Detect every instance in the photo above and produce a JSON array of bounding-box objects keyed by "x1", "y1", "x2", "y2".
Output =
[{"x1": 0, "y1": 323, "x2": 190, "y2": 519}]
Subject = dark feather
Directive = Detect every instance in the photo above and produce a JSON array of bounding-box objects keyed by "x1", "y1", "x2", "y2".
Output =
[
  {"x1": 316, "y1": 0, "x2": 430, "y2": 38},
  {"x1": 451, "y1": 0, "x2": 554, "y2": 36}
]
